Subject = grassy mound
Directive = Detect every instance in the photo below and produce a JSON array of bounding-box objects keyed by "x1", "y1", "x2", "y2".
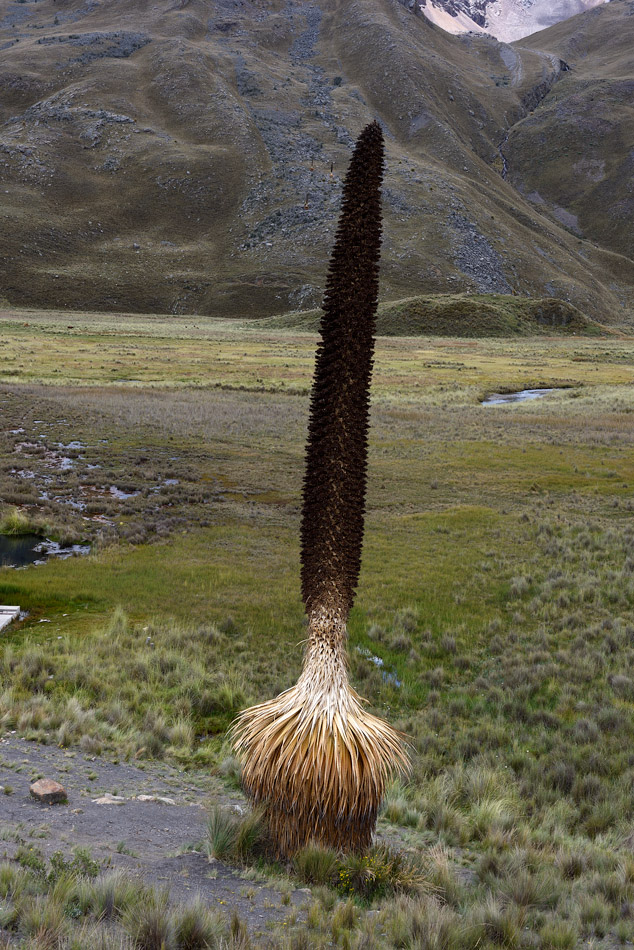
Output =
[{"x1": 262, "y1": 293, "x2": 602, "y2": 337}]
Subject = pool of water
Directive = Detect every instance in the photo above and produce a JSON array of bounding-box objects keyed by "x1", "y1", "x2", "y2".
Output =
[
  {"x1": 0, "y1": 534, "x2": 90, "y2": 568},
  {"x1": 482, "y1": 388, "x2": 558, "y2": 406},
  {"x1": 356, "y1": 646, "x2": 402, "y2": 688}
]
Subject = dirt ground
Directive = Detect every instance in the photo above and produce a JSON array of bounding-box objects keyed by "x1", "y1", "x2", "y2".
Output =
[{"x1": 0, "y1": 734, "x2": 310, "y2": 934}]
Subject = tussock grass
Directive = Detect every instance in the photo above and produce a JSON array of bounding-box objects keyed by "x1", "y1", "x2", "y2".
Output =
[
  {"x1": 2, "y1": 327, "x2": 634, "y2": 945},
  {"x1": 0, "y1": 850, "x2": 233, "y2": 950},
  {"x1": 206, "y1": 805, "x2": 266, "y2": 864},
  {"x1": 293, "y1": 845, "x2": 341, "y2": 887},
  {"x1": 383, "y1": 893, "x2": 464, "y2": 950},
  {"x1": 88, "y1": 871, "x2": 150, "y2": 921},
  {"x1": 0, "y1": 507, "x2": 43, "y2": 537},
  {"x1": 172, "y1": 898, "x2": 226, "y2": 949},
  {"x1": 0, "y1": 612, "x2": 253, "y2": 762},
  {"x1": 122, "y1": 892, "x2": 175, "y2": 950}
]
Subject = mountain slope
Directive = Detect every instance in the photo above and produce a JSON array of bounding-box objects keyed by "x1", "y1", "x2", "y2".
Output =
[
  {"x1": 504, "y1": 0, "x2": 634, "y2": 269},
  {"x1": 0, "y1": 0, "x2": 632, "y2": 326}
]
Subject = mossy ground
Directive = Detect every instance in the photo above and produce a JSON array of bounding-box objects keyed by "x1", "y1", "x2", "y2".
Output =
[{"x1": 1, "y1": 310, "x2": 634, "y2": 947}]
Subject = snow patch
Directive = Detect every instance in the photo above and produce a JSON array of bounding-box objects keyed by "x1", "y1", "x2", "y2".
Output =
[
  {"x1": 420, "y1": 1, "x2": 488, "y2": 34},
  {"x1": 419, "y1": 0, "x2": 611, "y2": 41},
  {"x1": 485, "y1": 0, "x2": 610, "y2": 42}
]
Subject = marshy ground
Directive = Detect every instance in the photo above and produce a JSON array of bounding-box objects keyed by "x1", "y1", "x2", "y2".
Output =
[{"x1": 1, "y1": 309, "x2": 634, "y2": 947}]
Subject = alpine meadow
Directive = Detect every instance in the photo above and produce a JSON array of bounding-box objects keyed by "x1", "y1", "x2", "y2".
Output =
[{"x1": 1, "y1": 0, "x2": 634, "y2": 948}]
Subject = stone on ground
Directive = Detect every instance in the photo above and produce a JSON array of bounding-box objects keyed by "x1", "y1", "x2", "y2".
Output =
[{"x1": 30, "y1": 778, "x2": 67, "y2": 804}]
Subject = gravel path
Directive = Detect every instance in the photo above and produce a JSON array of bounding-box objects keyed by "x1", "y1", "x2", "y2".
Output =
[{"x1": 0, "y1": 735, "x2": 310, "y2": 934}]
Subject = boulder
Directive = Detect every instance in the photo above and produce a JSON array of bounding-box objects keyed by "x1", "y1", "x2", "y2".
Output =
[{"x1": 30, "y1": 779, "x2": 67, "y2": 804}]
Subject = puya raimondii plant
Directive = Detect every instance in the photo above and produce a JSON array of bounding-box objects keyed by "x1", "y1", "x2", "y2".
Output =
[{"x1": 232, "y1": 121, "x2": 409, "y2": 857}]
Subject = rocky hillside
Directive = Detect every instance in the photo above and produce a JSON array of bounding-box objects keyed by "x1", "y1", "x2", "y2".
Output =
[
  {"x1": 0, "y1": 0, "x2": 632, "y2": 325},
  {"x1": 505, "y1": 0, "x2": 634, "y2": 269}
]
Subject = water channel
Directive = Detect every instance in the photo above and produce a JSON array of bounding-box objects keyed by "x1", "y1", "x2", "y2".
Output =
[{"x1": 482, "y1": 388, "x2": 558, "y2": 406}]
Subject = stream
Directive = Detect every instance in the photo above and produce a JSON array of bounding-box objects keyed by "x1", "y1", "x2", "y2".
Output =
[{"x1": 482, "y1": 388, "x2": 558, "y2": 406}]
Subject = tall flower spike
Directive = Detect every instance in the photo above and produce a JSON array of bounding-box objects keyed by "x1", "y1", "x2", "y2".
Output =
[
  {"x1": 231, "y1": 122, "x2": 409, "y2": 858},
  {"x1": 301, "y1": 119, "x2": 384, "y2": 620}
]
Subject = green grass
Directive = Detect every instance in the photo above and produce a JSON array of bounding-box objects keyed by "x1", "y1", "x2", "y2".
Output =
[
  {"x1": 0, "y1": 507, "x2": 44, "y2": 538},
  {"x1": 262, "y1": 292, "x2": 602, "y2": 337}
]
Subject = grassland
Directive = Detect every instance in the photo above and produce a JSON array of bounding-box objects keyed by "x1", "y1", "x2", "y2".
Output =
[
  {"x1": 1, "y1": 309, "x2": 634, "y2": 947},
  {"x1": 262, "y1": 293, "x2": 602, "y2": 337}
]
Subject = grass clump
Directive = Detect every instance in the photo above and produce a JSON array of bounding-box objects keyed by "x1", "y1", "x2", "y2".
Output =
[
  {"x1": 172, "y1": 898, "x2": 226, "y2": 950},
  {"x1": 18, "y1": 892, "x2": 69, "y2": 946},
  {"x1": 293, "y1": 845, "x2": 340, "y2": 887},
  {"x1": 88, "y1": 870, "x2": 150, "y2": 920},
  {"x1": 382, "y1": 893, "x2": 463, "y2": 950},
  {"x1": 0, "y1": 851, "x2": 233, "y2": 949},
  {"x1": 465, "y1": 896, "x2": 525, "y2": 947},
  {"x1": 123, "y1": 892, "x2": 177, "y2": 950},
  {"x1": 0, "y1": 506, "x2": 41, "y2": 536},
  {"x1": 125, "y1": 897, "x2": 224, "y2": 949},
  {"x1": 539, "y1": 919, "x2": 578, "y2": 949},
  {"x1": 206, "y1": 805, "x2": 266, "y2": 863}
]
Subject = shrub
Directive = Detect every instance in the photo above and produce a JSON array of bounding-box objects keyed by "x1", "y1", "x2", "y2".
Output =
[
  {"x1": 15, "y1": 846, "x2": 46, "y2": 876},
  {"x1": 48, "y1": 848, "x2": 99, "y2": 884},
  {"x1": 338, "y1": 846, "x2": 425, "y2": 902}
]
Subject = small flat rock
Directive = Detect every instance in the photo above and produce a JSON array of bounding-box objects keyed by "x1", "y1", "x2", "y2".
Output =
[
  {"x1": 136, "y1": 794, "x2": 176, "y2": 805},
  {"x1": 92, "y1": 793, "x2": 126, "y2": 805},
  {"x1": 30, "y1": 778, "x2": 67, "y2": 804}
]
